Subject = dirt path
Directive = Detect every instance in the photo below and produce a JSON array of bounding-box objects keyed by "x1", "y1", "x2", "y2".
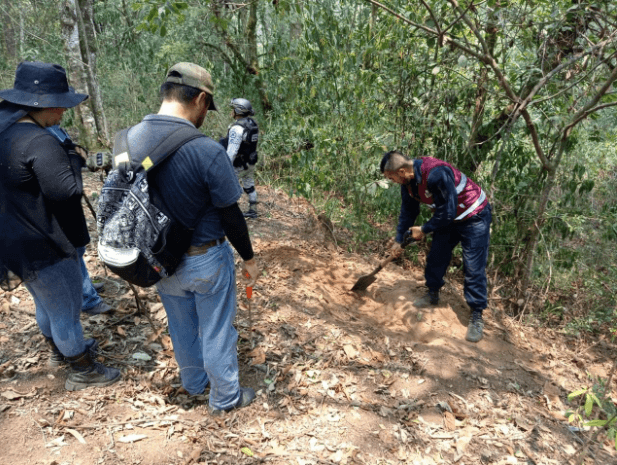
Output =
[{"x1": 1, "y1": 174, "x2": 615, "y2": 465}]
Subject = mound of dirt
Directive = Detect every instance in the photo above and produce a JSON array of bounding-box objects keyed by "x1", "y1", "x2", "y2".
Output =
[{"x1": 1, "y1": 176, "x2": 615, "y2": 465}]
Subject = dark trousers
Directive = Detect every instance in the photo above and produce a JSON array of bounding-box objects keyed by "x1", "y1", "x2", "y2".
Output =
[{"x1": 425, "y1": 204, "x2": 492, "y2": 312}]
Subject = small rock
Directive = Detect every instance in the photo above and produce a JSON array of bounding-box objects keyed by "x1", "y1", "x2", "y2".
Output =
[{"x1": 132, "y1": 352, "x2": 152, "y2": 361}]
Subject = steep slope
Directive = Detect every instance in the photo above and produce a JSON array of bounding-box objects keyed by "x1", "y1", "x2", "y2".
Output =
[{"x1": 0, "y1": 176, "x2": 615, "y2": 465}]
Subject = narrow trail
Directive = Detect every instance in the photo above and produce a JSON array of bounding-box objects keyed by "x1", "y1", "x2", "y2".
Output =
[{"x1": 0, "y1": 174, "x2": 615, "y2": 465}]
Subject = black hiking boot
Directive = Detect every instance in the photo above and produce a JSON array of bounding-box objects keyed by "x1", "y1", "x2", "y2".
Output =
[
  {"x1": 45, "y1": 337, "x2": 66, "y2": 367},
  {"x1": 243, "y1": 201, "x2": 258, "y2": 219},
  {"x1": 208, "y1": 387, "x2": 256, "y2": 416},
  {"x1": 413, "y1": 289, "x2": 440, "y2": 308},
  {"x1": 65, "y1": 350, "x2": 121, "y2": 391},
  {"x1": 45, "y1": 337, "x2": 98, "y2": 367},
  {"x1": 465, "y1": 311, "x2": 485, "y2": 343}
]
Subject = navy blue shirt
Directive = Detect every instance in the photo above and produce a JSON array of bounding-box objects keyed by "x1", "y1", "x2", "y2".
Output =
[
  {"x1": 395, "y1": 159, "x2": 458, "y2": 243},
  {"x1": 128, "y1": 115, "x2": 242, "y2": 246},
  {"x1": 0, "y1": 122, "x2": 88, "y2": 286}
]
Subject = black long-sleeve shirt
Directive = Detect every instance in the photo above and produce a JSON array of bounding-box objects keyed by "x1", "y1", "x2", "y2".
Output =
[
  {"x1": 0, "y1": 122, "x2": 89, "y2": 286},
  {"x1": 395, "y1": 160, "x2": 458, "y2": 243},
  {"x1": 219, "y1": 203, "x2": 254, "y2": 261}
]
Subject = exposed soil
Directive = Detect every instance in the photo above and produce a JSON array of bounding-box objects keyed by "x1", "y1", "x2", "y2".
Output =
[{"x1": 0, "y1": 173, "x2": 616, "y2": 465}]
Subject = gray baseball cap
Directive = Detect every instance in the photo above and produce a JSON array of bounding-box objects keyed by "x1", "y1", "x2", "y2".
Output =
[{"x1": 165, "y1": 62, "x2": 217, "y2": 110}]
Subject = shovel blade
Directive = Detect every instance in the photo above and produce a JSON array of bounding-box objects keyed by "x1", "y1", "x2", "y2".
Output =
[{"x1": 351, "y1": 274, "x2": 377, "y2": 292}]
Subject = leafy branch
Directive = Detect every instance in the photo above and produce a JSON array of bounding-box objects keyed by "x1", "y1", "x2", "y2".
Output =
[{"x1": 568, "y1": 360, "x2": 617, "y2": 464}]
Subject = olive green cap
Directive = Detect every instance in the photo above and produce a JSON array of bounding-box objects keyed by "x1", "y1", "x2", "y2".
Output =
[{"x1": 165, "y1": 62, "x2": 217, "y2": 110}]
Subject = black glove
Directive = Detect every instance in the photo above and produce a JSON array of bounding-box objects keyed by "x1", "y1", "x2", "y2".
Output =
[
  {"x1": 86, "y1": 152, "x2": 112, "y2": 172},
  {"x1": 402, "y1": 229, "x2": 415, "y2": 247}
]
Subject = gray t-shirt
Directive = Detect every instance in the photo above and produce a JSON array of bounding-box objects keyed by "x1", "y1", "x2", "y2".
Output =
[{"x1": 128, "y1": 114, "x2": 242, "y2": 245}]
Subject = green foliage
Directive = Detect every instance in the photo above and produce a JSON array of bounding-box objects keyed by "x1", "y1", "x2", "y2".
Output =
[
  {"x1": 5, "y1": 0, "x2": 617, "y2": 336},
  {"x1": 567, "y1": 376, "x2": 617, "y2": 449},
  {"x1": 133, "y1": 1, "x2": 189, "y2": 36},
  {"x1": 0, "y1": 1, "x2": 66, "y2": 68}
]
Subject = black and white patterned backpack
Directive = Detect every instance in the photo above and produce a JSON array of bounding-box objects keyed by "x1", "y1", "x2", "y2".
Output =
[{"x1": 96, "y1": 126, "x2": 205, "y2": 287}]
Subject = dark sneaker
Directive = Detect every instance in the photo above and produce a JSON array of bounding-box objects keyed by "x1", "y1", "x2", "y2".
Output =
[
  {"x1": 243, "y1": 209, "x2": 258, "y2": 219},
  {"x1": 65, "y1": 351, "x2": 121, "y2": 391},
  {"x1": 82, "y1": 301, "x2": 112, "y2": 315},
  {"x1": 92, "y1": 281, "x2": 104, "y2": 291},
  {"x1": 466, "y1": 312, "x2": 484, "y2": 342},
  {"x1": 413, "y1": 290, "x2": 439, "y2": 308},
  {"x1": 208, "y1": 387, "x2": 255, "y2": 416}
]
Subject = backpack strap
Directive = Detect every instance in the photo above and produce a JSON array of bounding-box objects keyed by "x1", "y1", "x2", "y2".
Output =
[
  {"x1": 112, "y1": 128, "x2": 131, "y2": 169},
  {"x1": 112, "y1": 126, "x2": 206, "y2": 173}
]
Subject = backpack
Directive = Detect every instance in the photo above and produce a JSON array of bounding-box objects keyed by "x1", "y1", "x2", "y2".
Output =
[{"x1": 96, "y1": 126, "x2": 205, "y2": 288}]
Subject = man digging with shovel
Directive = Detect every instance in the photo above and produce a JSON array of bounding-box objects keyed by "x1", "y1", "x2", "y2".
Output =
[{"x1": 380, "y1": 151, "x2": 492, "y2": 343}]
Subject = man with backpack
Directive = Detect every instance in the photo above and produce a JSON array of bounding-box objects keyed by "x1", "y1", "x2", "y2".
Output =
[
  {"x1": 219, "y1": 98, "x2": 260, "y2": 218},
  {"x1": 0, "y1": 62, "x2": 121, "y2": 389},
  {"x1": 381, "y1": 150, "x2": 492, "y2": 343},
  {"x1": 114, "y1": 63, "x2": 259, "y2": 414}
]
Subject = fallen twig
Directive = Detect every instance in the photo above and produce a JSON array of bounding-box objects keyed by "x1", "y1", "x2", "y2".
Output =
[
  {"x1": 57, "y1": 416, "x2": 197, "y2": 431},
  {"x1": 82, "y1": 193, "x2": 98, "y2": 222},
  {"x1": 125, "y1": 282, "x2": 160, "y2": 340}
]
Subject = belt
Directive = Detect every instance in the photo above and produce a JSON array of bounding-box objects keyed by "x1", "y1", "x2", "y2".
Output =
[{"x1": 186, "y1": 237, "x2": 226, "y2": 256}]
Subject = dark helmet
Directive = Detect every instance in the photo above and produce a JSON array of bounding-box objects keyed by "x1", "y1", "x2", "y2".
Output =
[{"x1": 230, "y1": 97, "x2": 255, "y2": 116}]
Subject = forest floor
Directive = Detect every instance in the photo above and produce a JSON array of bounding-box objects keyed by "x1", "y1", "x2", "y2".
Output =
[{"x1": 0, "y1": 173, "x2": 616, "y2": 465}]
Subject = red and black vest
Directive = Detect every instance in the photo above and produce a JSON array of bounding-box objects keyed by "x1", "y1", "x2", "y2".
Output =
[{"x1": 407, "y1": 157, "x2": 487, "y2": 221}]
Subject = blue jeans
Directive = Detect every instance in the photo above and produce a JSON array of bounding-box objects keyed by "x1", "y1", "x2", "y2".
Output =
[
  {"x1": 24, "y1": 255, "x2": 86, "y2": 357},
  {"x1": 155, "y1": 242, "x2": 240, "y2": 410},
  {"x1": 77, "y1": 246, "x2": 102, "y2": 311},
  {"x1": 426, "y1": 204, "x2": 492, "y2": 312}
]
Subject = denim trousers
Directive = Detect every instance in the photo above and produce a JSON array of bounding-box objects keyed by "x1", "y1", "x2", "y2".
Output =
[
  {"x1": 155, "y1": 242, "x2": 240, "y2": 410},
  {"x1": 425, "y1": 204, "x2": 492, "y2": 312},
  {"x1": 24, "y1": 255, "x2": 86, "y2": 357},
  {"x1": 77, "y1": 246, "x2": 103, "y2": 311}
]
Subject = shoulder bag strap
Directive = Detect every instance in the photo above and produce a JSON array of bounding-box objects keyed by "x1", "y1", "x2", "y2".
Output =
[{"x1": 112, "y1": 126, "x2": 205, "y2": 174}]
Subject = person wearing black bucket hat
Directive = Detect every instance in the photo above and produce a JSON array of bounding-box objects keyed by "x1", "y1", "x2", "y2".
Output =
[{"x1": 0, "y1": 62, "x2": 121, "y2": 391}]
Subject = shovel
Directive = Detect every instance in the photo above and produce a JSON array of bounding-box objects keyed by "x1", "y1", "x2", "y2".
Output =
[{"x1": 351, "y1": 234, "x2": 415, "y2": 292}]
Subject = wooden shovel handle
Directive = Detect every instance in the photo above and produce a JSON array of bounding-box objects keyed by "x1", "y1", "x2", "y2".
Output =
[{"x1": 373, "y1": 254, "x2": 398, "y2": 275}]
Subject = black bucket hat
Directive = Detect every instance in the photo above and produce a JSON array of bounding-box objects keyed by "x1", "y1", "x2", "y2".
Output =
[{"x1": 0, "y1": 61, "x2": 88, "y2": 108}]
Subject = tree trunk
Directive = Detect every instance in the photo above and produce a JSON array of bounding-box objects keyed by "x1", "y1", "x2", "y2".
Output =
[
  {"x1": 518, "y1": 165, "x2": 556, "y2": 295},
  {"x1": 370, "y1": 4, "x2": 378, "y2": 32},
  {"x1": 211, "y1": 0, "x2": 271, "y2": 112},
  {"x1": 18, "y1": 5, "x2": 24, "y2": 59},
  {"x1": 462, "y1": 3, "x2": 500, "y2": 174},
  {"x1": 1, "y1": 0, "x2": 17, "y2": 59},
  {"x1": 60, "y1": 0, "x2": 96, "y2": 141},
  {"x1": 77, "y1": 0, "x2": 110, "y2": 146},
  {"x1": 246, "y1": 0, "x2": 259, "y2": 76},
  {"x1": 517, "y1": 61, "x2": 617, "y2": 295},
  {"x1": 121, "y1": 0, "x2": 134, "y2": 29}
]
